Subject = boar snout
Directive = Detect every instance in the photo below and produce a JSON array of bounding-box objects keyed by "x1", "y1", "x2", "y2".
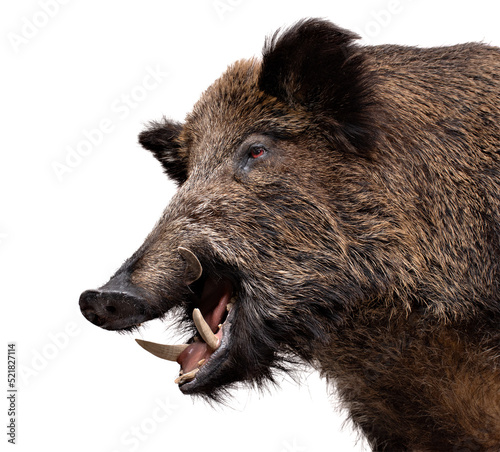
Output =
[
  {"x1": 79, "y1": 272, "x2": 158, "y2": 331},
  {"x1": 79, "y1": 247, "x2": 204, "y2": 331}
]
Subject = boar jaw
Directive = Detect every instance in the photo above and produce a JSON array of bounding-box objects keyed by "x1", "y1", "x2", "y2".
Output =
[
  {"x1": 174, "y1": 276, "x2": 235, "y2": 393},
  {"x1": 133, "y1": 269, "x2": 237, "y2": 394},
  {"x1": 177, "y1": 307, "x2": 235, "y2": 393}
]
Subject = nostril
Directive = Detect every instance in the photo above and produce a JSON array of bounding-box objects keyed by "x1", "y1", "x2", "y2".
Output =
[
  {"x1": 79, "y1": 290, "x2": 100, "y2": 310},
  {"x1": 79, "y1": 285, "x2": 154, "y2": 330},
  {"x1": 79, "y1": 290, "x2": 107, "y2": 326},
  {"x1": 105, "y1": 305, "x2": 117, "y2": 314},
  {"x1": 87, "y1": 312, "x2": 104, "y2": 326}
]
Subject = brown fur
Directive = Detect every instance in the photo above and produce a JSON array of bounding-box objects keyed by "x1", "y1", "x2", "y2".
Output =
[{"x1": 80, "y1": 20, "x2": 500, "y2": 451}]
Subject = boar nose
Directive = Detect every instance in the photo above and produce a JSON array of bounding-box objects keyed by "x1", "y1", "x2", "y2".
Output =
[
  {"x1": 79, "y1": 274, "x2": 157, "y2": 330},
  {"x1": 79, "y1": 289, "x2": 145, "y2": 329}
]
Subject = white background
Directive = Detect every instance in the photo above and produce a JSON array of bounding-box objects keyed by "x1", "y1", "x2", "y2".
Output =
[{"x1": 2, "y1": 1, "x2": 500, "y2": 451}]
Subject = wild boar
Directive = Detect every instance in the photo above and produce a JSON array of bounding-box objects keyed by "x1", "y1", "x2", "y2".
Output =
[{"x1": 79, "y1": 19, "x2": 500, "y2": 451}]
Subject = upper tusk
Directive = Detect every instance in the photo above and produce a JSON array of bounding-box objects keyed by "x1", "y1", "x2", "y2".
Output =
[
  {"x1": 192, "y1": 308, "x2": 219, "y2": 351},
  {"x1": 135, "y1": 339, "x2": 189, "y2": 361},
  {"x1": 178, "y1": 247, "x2": 203, "y2": 285}
]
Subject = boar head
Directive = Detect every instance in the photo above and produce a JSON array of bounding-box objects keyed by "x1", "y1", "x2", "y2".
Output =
[{"x1": 79, "y1": 19, "x2": 390, "y2": 398}]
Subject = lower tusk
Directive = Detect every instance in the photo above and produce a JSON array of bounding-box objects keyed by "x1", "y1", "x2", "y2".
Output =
[
  {"x1": 135, "y1": 339, "x2": 188, "y2": 361},
  {"x1": 175, "y1": 368, "x2": 199, "y2": 385},
  {"x1": 192, "y1": 308, "x2": 219, "y2": 351}
]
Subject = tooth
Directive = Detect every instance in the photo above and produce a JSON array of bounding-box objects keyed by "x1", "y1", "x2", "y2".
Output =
[
  {"x1": 192, "y1": 308, "x2": 219, "y2": 351},
  {"x1": 226, "y1": 303, "x2": 234, "y2": 312},
  {"x1": 178, "y1": 247, "x2": 203, "y2": 285},
  {"x1": 135, "y1": 339, "x2": 188, "y2": 361},
  {"x1": 197, "y1": 359, "x2": 206, "y2": 367},
  {"x1": 175, "y1": 368, "x2": 199, "y2": 384}
]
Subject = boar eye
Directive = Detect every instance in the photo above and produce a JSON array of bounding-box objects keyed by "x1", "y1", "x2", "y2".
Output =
[{"x1": 249, "y1": 145, "x2": 267, "y2": 159}]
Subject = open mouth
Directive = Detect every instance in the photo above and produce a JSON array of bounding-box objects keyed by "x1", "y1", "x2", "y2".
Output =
[
  {"x1": 80, "y1": 247, "x2": 241, "y2": 394},
  {"x1": 136, "y1": 273, "x2": 236, "y2": 394}
]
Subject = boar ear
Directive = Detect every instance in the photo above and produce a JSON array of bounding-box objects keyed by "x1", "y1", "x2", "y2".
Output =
[
  {"x1": 138, "y1": 119, "x2": 188, "y2": 185},
  {"x1": 259, "y1": 19, "x2": 379, "y2": 156}
]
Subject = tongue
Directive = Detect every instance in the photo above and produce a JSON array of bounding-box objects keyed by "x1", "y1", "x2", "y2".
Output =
[{"x1": 177, "y1": 328, "x2": 223, "y2": 373}]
